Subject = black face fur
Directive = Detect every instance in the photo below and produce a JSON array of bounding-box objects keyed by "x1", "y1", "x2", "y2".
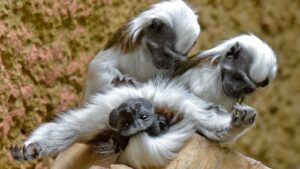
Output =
[
  {"x1": 109, "y1": 98, "x2": 157, "y2": 137},
  {"x1": 144, "y1": 19, "x2": 187, "y2": 70},
  {"x1": 220, "y1": 43, "x2": 269, "y2": 99}
]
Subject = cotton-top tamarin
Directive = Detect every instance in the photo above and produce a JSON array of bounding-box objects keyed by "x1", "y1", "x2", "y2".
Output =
[
  {"x1": 84, "y1": 0, "x2": 200, "y2": 101},
  {"x1": 174, "y1": 33, "x2": 277, "y2": 142}
]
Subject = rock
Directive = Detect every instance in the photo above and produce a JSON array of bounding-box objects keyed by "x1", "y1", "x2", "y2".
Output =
[
  {"x1": 110, "y1": 165, "x2": 133, "y2": 169},
  {"x1": 88, "y1": 134, "x2": 270, "y2": 169},
  {"x1": 165, "y1": 135, "x2": 270, "y2": 169}
]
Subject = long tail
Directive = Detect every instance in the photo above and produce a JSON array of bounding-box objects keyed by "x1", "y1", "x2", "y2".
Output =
[{"x1": 118, "y1": 120, "x2": 195, "y2": 169}]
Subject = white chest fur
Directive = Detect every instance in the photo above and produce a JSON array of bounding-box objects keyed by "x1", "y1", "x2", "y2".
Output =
[{"x1": 118, "y1": 48, "x2": 162, "y2": 82}]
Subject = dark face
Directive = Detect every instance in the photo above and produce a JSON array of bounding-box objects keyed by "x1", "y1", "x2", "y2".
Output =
[
  {"x1": 144, "y1": 19, "x2": 187, "y2": 70},
  {"x1": 220, "y1": 43, "x2": 269, "y2": 99},
  {"x1": 109, "y1": 98, "x2": 155, "y2": 137}
]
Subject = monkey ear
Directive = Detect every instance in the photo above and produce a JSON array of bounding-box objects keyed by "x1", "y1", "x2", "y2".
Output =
[
  {"x1": 109, "y1": 108, "x2": 119, "y2": 128},
  {"x1": 226, "y1": 42, "x2": 241, "y2": 59}
]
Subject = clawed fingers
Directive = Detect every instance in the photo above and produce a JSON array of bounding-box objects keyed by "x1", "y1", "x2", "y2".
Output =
[
  {"x1": 10, "y1": 143, "x2": 41, "y2": 161},
  {"x1": 232, "y1": 104, "x2": 257, "y2": 128},
  {"x1": 10, "y1": 144, "x2": 25, "y2": 161}
]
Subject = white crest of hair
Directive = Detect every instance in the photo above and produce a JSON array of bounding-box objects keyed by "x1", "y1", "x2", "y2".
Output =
[
  {"x1": 118, "y1": 120, "x2": 194, "y2": 169},
  {"x1": 128, "y1": 0, "x2": 200, "y2": 54},
  {"x1": 176, "y1": 65, "x2": 235, "y2": 110},
  {"x1": 199, "y1": 33, "x2": 277, "y2": 83}
]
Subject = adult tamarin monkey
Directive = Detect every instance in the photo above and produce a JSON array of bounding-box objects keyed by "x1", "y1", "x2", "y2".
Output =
[
  {"x1": 11, "y1": 34, "x2": 277, "y2": 169},
  {"x1": 174, "y1": 33, "x2": 277, "y2": 141},
  {"x1": 83, "y1": 0, "x2": 200, "y2": 102}
]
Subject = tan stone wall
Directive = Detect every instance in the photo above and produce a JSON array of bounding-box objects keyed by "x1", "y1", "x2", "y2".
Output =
[{"x1": 0, "y1": 0, "x2": 299, "y2": 169}]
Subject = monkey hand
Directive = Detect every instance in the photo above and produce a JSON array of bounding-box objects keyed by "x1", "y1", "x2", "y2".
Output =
[
  {"x1": 145, "y1": 39, "x2": 187, "y2": 70},
  {"x1": 163, "y1": 46, "x2": 187, "y2": 62},
  {"x1": 111, "y1": 75, "x2": 140, "y2": 87},
  {"x1": 10, "y1": 143, "x2": 42, "y2": 161},
  {"x1": 231, "y1": 104, "x2": 257, "y2": 128}
]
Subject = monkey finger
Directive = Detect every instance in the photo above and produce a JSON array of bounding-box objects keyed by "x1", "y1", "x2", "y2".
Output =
[
  {"x1": 164, "y1": 46, "x2": 187, "y2": 61},
  {"x1": 10, "y1": 144, "x2": 25, "y2": 161}
]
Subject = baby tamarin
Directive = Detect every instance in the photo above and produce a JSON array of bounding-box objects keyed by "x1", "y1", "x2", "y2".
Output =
[{"x1": 109, "y1": 98, "x2": 168, "y2": 152}]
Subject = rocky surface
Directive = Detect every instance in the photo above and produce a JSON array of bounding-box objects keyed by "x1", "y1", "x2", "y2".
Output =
[
  {"x1": 91, "y1": 135, "x2": 270, "y2": 169},
  {"x1": 1, "y1": 0, "x2": 299, "y2": 169}
]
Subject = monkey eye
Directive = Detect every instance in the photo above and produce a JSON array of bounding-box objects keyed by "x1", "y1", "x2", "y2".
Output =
[
  {"x1": 141, "y1": 115, "x2": 148, "y2": 120},
  {"x1": 233, "y1": 73, "x2": 243, "y2": 81}
]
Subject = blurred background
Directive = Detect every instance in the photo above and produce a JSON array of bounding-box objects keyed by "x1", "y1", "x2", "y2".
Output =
[{"x1": 0, "y1": 0, "x2": 299, "y2": 168}]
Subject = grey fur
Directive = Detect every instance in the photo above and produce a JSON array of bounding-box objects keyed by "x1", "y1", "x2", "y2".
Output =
[
  {"x1": 109, "y1": 98, "x2": 168, "y2": 151},
  {"x1": 220, "y1": 42, "x2": 258, "y2": 99},
  {"x1": 144, "y1": 19, "x2": 187, "y2": 70}
]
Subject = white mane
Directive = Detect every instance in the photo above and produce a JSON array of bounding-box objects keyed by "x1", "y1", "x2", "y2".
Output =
[
  {"x1": 199, "y1": 34, "x2": 277, "y2": 83},
  {"x1": 128, "y1": 0, "x2": 200, "y2": 54}
]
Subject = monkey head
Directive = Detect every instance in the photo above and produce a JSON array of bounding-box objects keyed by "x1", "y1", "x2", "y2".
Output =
[
  {"x1": 128, "y1": 0, "x2": 200, "y2": 70},
  {"x1": 201, "y1": 34, "x2": 277, "y2": 99},
  {"x1": 109, "y1": 98, "x2": 156, "y2": 137}
]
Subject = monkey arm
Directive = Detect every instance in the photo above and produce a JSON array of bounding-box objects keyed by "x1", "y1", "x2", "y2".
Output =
[
  {"x1": 144, "y1": 39, "x2": 186, "y2": 70},
  {"x1": 175, "y1": 102, "x2": 256, "y2": 144},
  {"x1": 11, "y1": 86, "x2": 144, "y2": 160},
  {"x1": 199, "y1": 104, "x2": 257, "y2": 143},
  {"x1": 83, "y1": 49, "x2": 124, "y2": 102},
  {"x1": 11, "y1": 105, "x2": 110, "y2": 160},
  {"x1": 141, "y1": 80, "x2": 257, "y2": 142}
]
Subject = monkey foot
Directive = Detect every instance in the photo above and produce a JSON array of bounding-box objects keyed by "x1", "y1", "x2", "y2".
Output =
[
  {"x1": 111, "y1": 75, "x2": 139, "y2": 87},
  {"x1": 10, "y1": 143, "x2": 41, "y2": 161}
]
